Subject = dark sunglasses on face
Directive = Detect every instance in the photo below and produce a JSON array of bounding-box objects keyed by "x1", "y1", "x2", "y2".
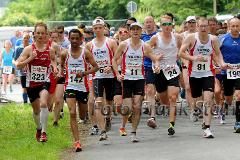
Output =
[
  {"x1": 58, "y1": 31, "x2": 64, "y2": 34},
  {"x1": 188, "y1": 21, "x2": 196, "y2": 24},
  {"x1": 161, "y1": 22, "x2": 173, "y2": 26},
  {"x1": 84, "y1": 37, "x2": 93, "y2": 42},
  {"x1": 119, "y1": 31, "x2": 128, "y2": 34}
]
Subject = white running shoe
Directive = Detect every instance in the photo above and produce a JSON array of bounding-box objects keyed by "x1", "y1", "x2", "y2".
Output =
[
  {"x1": 130, "y1": 133, "x2": 139, "y2": 143},
  {"x1": 203, "y1": 128, "x2": 214, "y2": 138},
  {"x1": 190, "y1": 111, "x2": 198, "y2": 122}
]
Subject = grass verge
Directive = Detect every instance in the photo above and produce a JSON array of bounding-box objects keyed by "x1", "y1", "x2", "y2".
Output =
[{"x1": 0, "y1": 103, "x2": 90, "y2": 160}]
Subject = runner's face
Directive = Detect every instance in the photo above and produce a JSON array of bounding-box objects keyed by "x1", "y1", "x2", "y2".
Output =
[
  {"x1": 197, "y1": 20, "x2": 209, "y2": 34},
  {"x1": 229, "y1": 19, "x2": 240, "y2": 35},
  {"x1": 130, "y1": 26, "x2": 142, "y2": 38},
  {"x1": 50, "y1": 32, "x2": 59, "y2": 43},
  {"x1": 34, "y1": 26, "x2": 47, "y2": 42},
  {"x1": 160, "y1": 18, "x2": 173, "y2": 33},
  {"x1": 23, "y1": 34, "x2": 30, "y2": 45},
  {"x1": 118, "y1": 28, "x2": 129, "y2": 41},
  {"x1": 69, "y1": 32, "x2": 81, "y2": 48},
  {"x1": 209, "y1": 21, "x2": 217, "y2": 34},
  {"x1": 187, "y1": 20, "x2": 196, "y2": 31},
  {"x1": 93, "y1": 24, "x2": 104, "y2": 36},
  {"x1": 57, "y1": 29, "x2": 64, "y2": 39},
  {"x1": 144, "y1": 18, "x2": 155, "y2": 32}
]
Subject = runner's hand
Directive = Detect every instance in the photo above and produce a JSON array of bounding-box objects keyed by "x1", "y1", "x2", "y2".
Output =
[
  {"x1": 104, "y1": 66, "x2": 112, "y2": 74},
  {"x1": 153, "y1": 64, "x2": 160, "y2": 74},
  {"x1": 76, "y1": 71, "x2": 85, "y2": 78},
  {"x1": 117, "y1": 74, "x2": 124, "y2": 82},
  {"x1": 194, "y1": 55, "x2": 207, "y2": 62}
]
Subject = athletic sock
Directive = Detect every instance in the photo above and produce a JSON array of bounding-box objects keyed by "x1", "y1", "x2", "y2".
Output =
[
  {"x1": 22, "y1": 93, "x2": 28, "y2": 103},
  {"x1": 170, "y1": 121, "x2": 175, "y2": 127},
  {"x1": 40, "y1": 108, "x2": 49, "y2": 133}
]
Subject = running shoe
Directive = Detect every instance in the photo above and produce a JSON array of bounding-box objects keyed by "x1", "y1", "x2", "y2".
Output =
[
  {"x1": 219, "y1": 114, "x2": 226, "y2": 124},
  {"x1": 90, "y1": 127, "x2": 99, "y2": 135},
  {"x1": 74, "y1": 141, "x2": 82, "y2": 152},
  {"x1": 53, "y1": 121, "x2": 58, "y2": 127},
  {"x1": 147, "y1": 118, "x2": 157, "y2": 129},
  {"x1": 130, "y1": 133, "x2": 139, "y2": 143},
  {"x1": 35, "y1": 129, "x2": 41, "y2": 142},
  {"x1": 168, "y1": 123, "x2": 175, "y2": 136},
  {"x1": 234, "y1": 122, "x2": 240, "y2": 133},
  {"x1": 99, "y1": 131, "x2": 108, "y2": 141},
  {"x1": 203, "y1": 128, "x2": 214, "y2": 138},
  {"x1": 119, "y1": 127, "x2": 127, "y2": 136},
  {"x1": 40, "y1": 132, "x2": 47, "y2": 142}
]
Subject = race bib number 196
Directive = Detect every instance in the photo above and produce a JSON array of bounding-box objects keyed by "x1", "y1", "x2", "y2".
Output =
[
  {"x1": 30, "y1": 66, "x2": 47, "y2": 82},
  {"x1": 227, "y1": 64, "x2": 240, "y2": 79}
]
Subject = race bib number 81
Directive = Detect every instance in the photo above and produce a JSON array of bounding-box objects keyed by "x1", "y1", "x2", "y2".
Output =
[
  {"x1": 192, "y1": 56, "x2": 210, "y2": 72},
  {"x1": 30, "y1": 66, "x2": 47, "y2": 82}
]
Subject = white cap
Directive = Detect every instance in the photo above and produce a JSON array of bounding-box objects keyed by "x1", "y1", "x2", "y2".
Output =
[
  {"x1": 92, "y1": 18, "x2": 105, "y2": 26},
  {"x1": 130, "y1": 22, "x2": 143, "y2": 29},
  {"x1": 186, "y1": 16, "x2": 196, "y2": 22}
]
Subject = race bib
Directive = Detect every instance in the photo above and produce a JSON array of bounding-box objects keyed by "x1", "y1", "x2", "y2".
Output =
[
  {"x1": 3, "y1": 66, "x2": 12, "y2": 74},
  {"x1": 30, "y1": 66, "x2": 47, "y2": 82},
  {"x1": 163, "y1": 65, "x2": 180, "y2": 80},
  {"x1": 68, "y1": 68, "x2": 84, "y2": 85},
  {"x1": 227, "y1": 64, "x2": 240, "y2": 79},
  {"x1": 192, "y1": 56, "x2": 210, "y2": 72}
]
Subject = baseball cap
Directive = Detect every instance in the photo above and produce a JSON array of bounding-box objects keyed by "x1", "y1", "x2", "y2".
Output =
[
  {"x1": 92, "y1": 19, "x2": 105, "y2": 26},
  {"x1": 186, "y1": 16, "x2": 196, "y2": 22},
  {"x1": 130, "y1": 22, "x2": 143, "y2": 29}
]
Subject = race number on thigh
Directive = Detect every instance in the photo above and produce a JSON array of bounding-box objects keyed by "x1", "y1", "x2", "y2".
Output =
[
  {"x1": 3, "y1": 66, "x2": 12, "y2": 74},
  {"x1": 30, "y1": 66, "x2": 47, "y2": 82},
  {"x1": 163, "y1": 65, "x2": 180, "y2": 80},
  {"x1": 227, "y1": 64, "x2": 240, "y2": 79}
]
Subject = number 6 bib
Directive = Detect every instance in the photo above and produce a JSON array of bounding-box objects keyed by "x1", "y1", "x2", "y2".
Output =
[
  {"x1": 30, "y1": 66, "x2": 47, "y2": 82},
  {"x1": 163, "y1": 65, "x2": 180, "y2": 80}
]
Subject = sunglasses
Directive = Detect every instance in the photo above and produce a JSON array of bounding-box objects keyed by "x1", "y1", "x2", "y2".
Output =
[
  {"x1": 161, "y1": 22, "x2": 173, "y2": 26},
  {"x1": 188, "y1": 21, "x2": 196, "y2": 24},
  {"x1": 58, "y1": 31, "x2": 64, "y2": 34},
  {"x1": 126, "y1": 23, "x2": 131, "y2": 27},
  {"x1": 84, "y1": 37, "x2": 93, "y2": 42},
  {"x1": 119, "y1": 31, "x2": 128, "y2": 34}
]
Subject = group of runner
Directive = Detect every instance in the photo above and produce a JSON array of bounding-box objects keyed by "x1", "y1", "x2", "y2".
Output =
[{"x1": 9, "y1": 13, "x2": 240, "y2": 152}]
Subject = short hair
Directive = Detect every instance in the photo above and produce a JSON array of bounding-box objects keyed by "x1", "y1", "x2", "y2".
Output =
[
  {"x1": 78, "y1": 24, "x2": 85, "y2": 29},
  {"x1": 125, "y1": 17, "x2": 137, "y2": 24},
  {"x1": 34, "y1": 22, "x2": 48, "y2": 32},
  {"x1": 217, "y1": 21, "x2": 222, "y2": 27},
  {"x1": 197, "y1": 17, "x2": 208, "y2": 25},
  {"x1": 84, "y1": 28, "x2": 94, "y2": 35},
  {"x1": 105, "y1": 22, "x2": 111, "y2": 30},
  {"x1": 160, "y1": 15, "x2": 173, "y2": 23},
  {"x1": 118, "y1": 24, "x2": 129, "y2": 30},
  {"x1": 208, "y1": 17, "x2": 218, "y2": 23},
  {"x1": 57, "y1": 25, "x2": 64, "y2": 30},
  {"x1": 236, "y1": 13, "x2": 240, "y2": 20},
  {"x1": 165, "y1": 13, "x2": 174, "y2": 21},
  {"x1": 69, "y1": 29, "x2": 83, "y2": 38}
]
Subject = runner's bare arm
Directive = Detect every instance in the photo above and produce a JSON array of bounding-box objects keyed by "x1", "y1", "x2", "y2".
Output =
[
  {"x1": 84, "y1": 48, "x2": 99, "y2": 75},
  {"x1": 15, "y1": 46, "x2": 34, "y2": 69},
  {"x1": 149, "y1": 35, "x2": 157, "y2": 48},
  {"x1": 112, "y1": 42, "x2": 127, "y2": 77},
  {"x1": 179, "y1": 35, "x2": 195, "y2": 61},
  {"x1": 109, "y1": 38, "x2": 118, "y2": 55},
  {"x1": 212, "y1": 36, "x2": 228, "y2": 69},
  {"x1": 144, "y1": 43, "x2": 159, "y2": 64},
  {"x1": 60, "y1": 49, "x2": 68, "y2": 74},
  {"x1": 50, "y1": 48, "x2": 58, "y2": 74}
]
